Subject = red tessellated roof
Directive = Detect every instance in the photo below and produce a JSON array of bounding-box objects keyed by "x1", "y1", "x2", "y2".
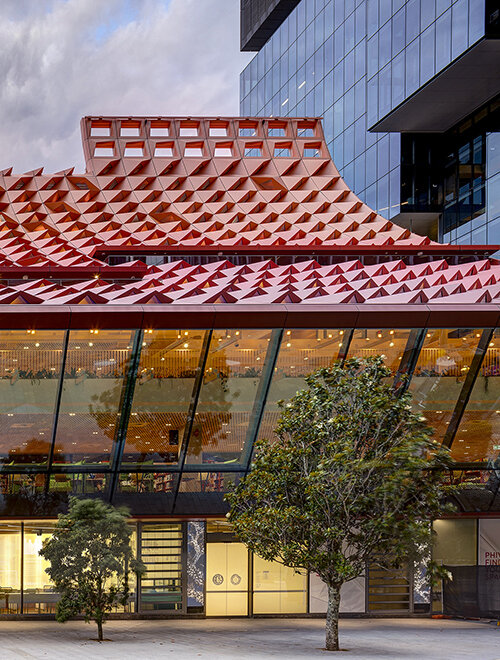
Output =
[
  {"x1": 0, "y1": 116, "x2": 458, "y2": 277},
  {"x1": 3, "y1": 257, "x2": 500, "y2": 306},
  {"x1": 0, "y1": 116, "x2": 497, "y2": 311}
]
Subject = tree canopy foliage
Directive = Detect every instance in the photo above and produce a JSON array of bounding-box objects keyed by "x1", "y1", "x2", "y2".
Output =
[
  {"x1": 226, "y1": 357, "x2": 456, "y2": 651},
  {"x1": 40, "y1": 497, "x2": 145, "y2": 641}
]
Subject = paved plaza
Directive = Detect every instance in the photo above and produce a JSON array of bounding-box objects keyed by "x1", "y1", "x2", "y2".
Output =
[{"x1": 0, "y1": 617, "x2": 498, "y2": 659}]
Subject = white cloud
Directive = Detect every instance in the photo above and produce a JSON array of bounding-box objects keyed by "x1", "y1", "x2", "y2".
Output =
[{"x1": 0, "y1": 0, "x2": 252, "y2": 173}]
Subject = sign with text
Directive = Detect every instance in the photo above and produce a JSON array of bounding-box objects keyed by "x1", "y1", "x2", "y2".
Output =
[{"x1": 479, "y1": 520, "x2": 500, "y2": 566}]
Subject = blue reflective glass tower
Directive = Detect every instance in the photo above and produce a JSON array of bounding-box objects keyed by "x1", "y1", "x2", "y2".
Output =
[{"x1": 240, "y1": 0, "x2": 500, "y2": 244}]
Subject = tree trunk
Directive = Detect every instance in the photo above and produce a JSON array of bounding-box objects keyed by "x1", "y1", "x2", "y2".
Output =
[
  {"x1": 97, "y1": 619, "x2": 103, "y2": 642},
  {"x1": 325, "y1": 583, "x2": 341, "y2": 651}
]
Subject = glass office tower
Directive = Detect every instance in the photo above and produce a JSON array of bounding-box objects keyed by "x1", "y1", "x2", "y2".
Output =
[{"x1": 240, "y1": 0, "x2": 500, "y2": 243}]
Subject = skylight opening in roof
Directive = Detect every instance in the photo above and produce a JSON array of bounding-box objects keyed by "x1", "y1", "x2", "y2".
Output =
[
  {"x1": 239, "y1": 121, "x2": 258, "y2": 137},
  {"x1": 184, "y1": 144, "x2": 204, "y2": 157},
  {"x1": 150, "y1": 121, "x2": 170, "y2": 137},
  {"x1": 209, "y1": 123, "x2": 228, "y2": 137},
  {"x1": 90, "y1": 122, "x2": 111, "y2": 137},
  {"x1": 244, "y1": 147, "x2": 262, "y2": 157},
  {"x1": 94, "y1": 143, "x2": 115, "y2": 157},
  {"x1": 154, "y1": 143, "x2": 174, "y2": 157},
  {"x1": 304, "y1": 145, "x2": 321, "y2": 158},
  {"x1": 124, "y1": 143, "x2": 144, "y2": 157},
  {"x1": 268, "y1": 125, "x2": 286, "y2": 137},
  {"x1": 120, "y1": 122, "x2": 141, "y2": 137},
  {"x1": 274, "y1": 143, "x2": 292, "y2": 157},
  {"x1": 180, "y1": 122, "x2": 199, "y2": 137},
  {"x1": 297, "y1": 121, "x2": 316, "y2": 137},
  {"x1": 214, "y1": 145, "x2": 233, "y2": 157}
]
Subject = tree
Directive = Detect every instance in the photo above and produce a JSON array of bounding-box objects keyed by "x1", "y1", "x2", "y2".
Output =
[
  {"x1": 40, "y1": 497, "x2": 146, "y2": 641},
  {"x1": 226, "y1": 357, "x2": 456, "y2": 652}
]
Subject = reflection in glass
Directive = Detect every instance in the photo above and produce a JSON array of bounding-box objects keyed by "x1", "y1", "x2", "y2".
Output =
[
  {"x1": 185, "y1": 329, "x2": 273, "y2": 466},
  {"x1": 453, "y1": 330, "x2": 500, "y2": 462},
  {"x1": 178, "y1": 471, "x2": 241, "y2": 495},
  {"x1": 175, "y1": 472, "x2": 243, "y2": 515},
  {"x1": 54, "y1": 330, "x2": 134, "y2": 466},
  {"x1": 346, "y1": 328, "x2": 411, "y2": 374},
  {"x1": 23, "y1": 523, "x2": 58, "y2": 614},
  {"x1": 0, "y1": 331, "x2": 65, "y2": 466},
  {"x1": 121, "y1": 329, "x2": 207, "y2": 467},
  {"x1": 47, "y1": 472, "x2": 110, "y2": 496},
  {"x1": 258, "y1": 329, "x2": 347, "y2": 444},
  {"x1": 447, "y1": 469, "x2": 500, "y2": 512},
  {"x1": 409, "y1": 329, "x2": 481, "y2": 444},
  {"x1": 0, "y1": 523, "x2": 21, "y2": 613},
  {"x1": 117, "y1": 472, "x2": 177, "y2": 495},
  {"x1": 0, "y1": 473, "x2": 45, "y2": 496}
]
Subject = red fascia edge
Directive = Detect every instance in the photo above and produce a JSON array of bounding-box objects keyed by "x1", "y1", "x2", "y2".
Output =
[
  {"x1": 0, "y1": 263, "x2": 148, "y2": 279},
  {"x1": 90, "y1": 244, "x2": 500, "y2": 257},
  {"x1": 0, "y1": 303, "x2": 499, "y2": 330}
]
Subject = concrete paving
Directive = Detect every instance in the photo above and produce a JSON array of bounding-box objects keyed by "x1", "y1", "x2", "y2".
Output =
[{"x1": 0, "y1": 617, "x2": 498, "y2": 659}]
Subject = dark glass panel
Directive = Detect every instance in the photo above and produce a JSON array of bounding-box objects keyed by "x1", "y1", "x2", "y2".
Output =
[
  {"x1": 0, "y1": 331, "x2": 65, "y2": 467},
  {"x1": 114, "y1": 473, "x2": 179, "y2": 515},
  {"x1": 48, "y1": 472, "x2": 110, "y2": 497},
  {"x1": 447, "y1": 469, "x2": 500, "y2": 512},
  {"x1": 54, "y1": 330, "x2": 134, "y2": 466},
  {"x1": 121, "y1": 329, "x2": 207, "y2": 468},
  {"x1": 0, "y1": 474, "x2": 46, "y2": 516},
  {"x1": 409, "y1": 329, "x2": 481, "y2": 444},
  {"x1": 453, "y1": 329, "x2": 500, "y2": 462},
  {"x1": 184, "y1": 329, "x2": 273, "y2": 467},
  {"x1": 258, "y1": 329, "x2": 347, "y2": 445},
  {"x1": 174, "y1": 472, "x2": 243, "y2": 515},
  {"x1": 405, "y1": 38, "x2": 420, "y2": 96},
  {"x1": 435, "y1": 9, "x2": 451, "y2": 71}
]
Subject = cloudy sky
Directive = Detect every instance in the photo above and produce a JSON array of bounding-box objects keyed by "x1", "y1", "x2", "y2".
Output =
[{"x1": 0, "y1": 0, "x2": 252, "y2": 173}]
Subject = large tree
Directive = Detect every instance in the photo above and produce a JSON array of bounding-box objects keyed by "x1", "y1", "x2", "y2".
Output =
[
  {"x1": 40, "y1": 497, "x2": 145, "y2": 641},
  {"x1": 226, "y1": 357, "x2": 455, "y2": 652}
]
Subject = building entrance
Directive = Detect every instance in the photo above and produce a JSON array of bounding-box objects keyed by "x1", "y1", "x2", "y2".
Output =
[{"x1": 206, "y1": 542, "x2": 248, "y2": 616}]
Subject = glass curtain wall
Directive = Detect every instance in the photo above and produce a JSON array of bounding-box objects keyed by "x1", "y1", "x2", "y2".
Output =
[
  {"x1": 54, "y1": 330, "x2": 135, "y2": 467},
  {"x1": 121, "y1": 329, "x2": 207, "y2": 468},
  {"x1": 0, "y1": 323, "x2": 499, "y2": 515},
  {"x1": 452, "y1": 328, "x2": 500, "y2": 462},
  {"x1": 408, "y1": 328, "x2": 481, "y2": 443},
  {"x1": 240, "y1": 0, "x2": 486, "y2": 219},
  {"x1": 257, "y1": 328, "x2": 347, "y2": 443},
  {"x1": 0, "y1": 330, "x2": 65, "y2": 467},
  {"x1": 184, "y1": 328, "x2": 274, "y2": 468}
]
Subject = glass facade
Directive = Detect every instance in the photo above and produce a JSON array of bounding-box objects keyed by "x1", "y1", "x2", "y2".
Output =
[
  {"x1": 240, "y1": 0, "x2": 487, "y2": 221},
  {"x1": 0, "y1": 323, "x2": 498, "y2": 516},
  {"x1": 240, "y1": 0, "x2": 499, "y2": 244}
]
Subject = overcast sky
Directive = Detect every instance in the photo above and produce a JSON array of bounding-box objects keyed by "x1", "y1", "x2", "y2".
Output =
[{"x1": 0, "y1": 0, "x2": 252, "y2": 173}]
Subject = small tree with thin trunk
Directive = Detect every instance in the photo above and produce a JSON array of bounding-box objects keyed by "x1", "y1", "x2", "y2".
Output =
[
  {"x1": 40, "y1": 497, "x2": 145, "y2": 641},
  {"x1": 226, "y1": 357, "x2": 455, "y2": 652}
]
